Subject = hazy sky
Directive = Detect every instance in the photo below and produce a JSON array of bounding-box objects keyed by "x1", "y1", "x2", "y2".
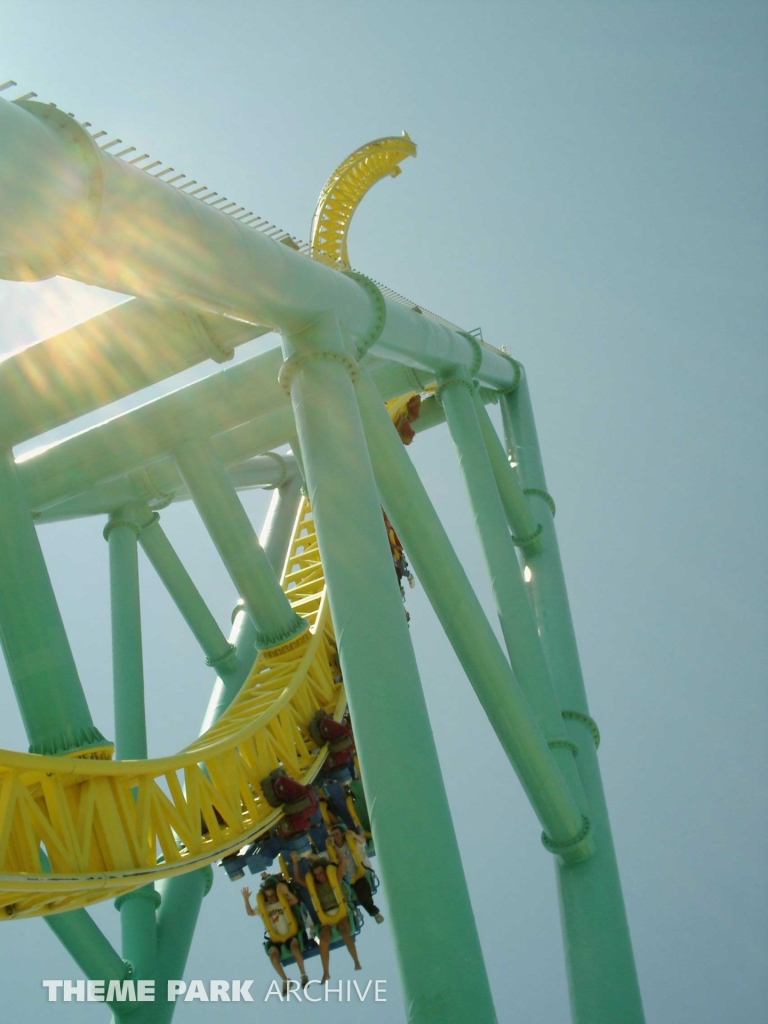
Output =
[{"x1": 0, "y1": 3, "x2": 766, "y2": 1022}]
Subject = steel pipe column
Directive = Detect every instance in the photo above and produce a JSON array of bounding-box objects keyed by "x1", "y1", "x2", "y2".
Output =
[
  {"x1": 144, "y1": 870, "x2": 212, "y2": 1024},
  {"x1": 44, "y1": 908, "x2": 130, "y2": 992},
  {"x1": 200, "y1": 472, "x2": 303, "y2": 731},
  {"x1": 135, "y1": 478, "x2": 304, "y2": 1023},
  {"x1": 281, "y1": 315, "x2": 497, "y2": 1024},
  {"x1": 260, "y1": 469, "x2": 304, "y2": 575},
  {"x1": 115, "y1": 888, "x2": 161, "y2": 986},
  {"x1": 0, "y1": 449, "x2": 108, "y2": 755},
  {"x1": 504, "y1": 377, "x2": 645, "y2": 1024},
  {"x1": 355, "y1": 370, "x2": 589, "y2": 857},
  {"x1": 137, "y1": 509, "x2": 239, "y2": 676},
  {"x1": 471, "y1": 388, "x2": 541, "y2": 553},
  {"x1": 105, "y1": 506, "x2": 149, "y2": 761},
  {"x1": 104, "y1": 504, "x2": 159, "y2": 985},
  {"x1": 438, "y1": 377, "x2": 562, "y2": 733},
  {"x1": 172, "y1": 440, "x2": 305, "y2": 648},
  {"x1": 107, "y1": 870, "x2": 213, "y2": 1024},
  {"x1": 437, "y1": 377, "x2": 592, "y2": 849}
]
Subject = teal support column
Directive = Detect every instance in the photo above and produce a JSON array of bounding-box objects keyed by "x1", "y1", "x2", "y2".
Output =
[
  {"x1": 411, "y1": 386, "x2": 499, "y2": 439},
  {"x1": 438, "y1": 377, "x2": 592, "y2": 840},
  {"x1": 199, "y1": 471, "x2": 304, "y2": 731},
  {"x1": 471, "y1": 388, "x2": 542, "y2": 553},
  {"x1": 137, "y1": 508, "x2": 239, "y2": 675},
  {"x1": 42, "y1": 840, "x2": 128, "y2": 1007},
  {"x1": 136, "y1": 869, "x2": 212, "y2": 1024},
  {"x1": 286, "y1": 435, "x2": 307, "y2": 488},
  {"x1": 261, "y1": 470, "x2": 304, "y2": 576},
  {"x1": 280, "y1": 315, "x2": 497, "y2": 1024},
  {"x1": 107, "y1": 869, "x2": 213, "y2": 1024},
  {"x1": 105, "y1": 506, "x2": 148, "y2": 761},
  {"x1": 154, "y1": 869, "x2": 212, "y2": 996},
  {"x1": 115, "y1": 888, "x2": 161, "y2": 982},
  {"x1": 104, "y1": 505, "x2": 159, "y2": 993},
  {"x1": 355, "y1": 370, "x2": 589, "y2": 858},
  {"x1": 45, "y1": 909, "x2": 129, "y2": 986},
  {"x1": 127, "y1": 481, "x2": 302, "y2": 1024},
  {"x1": 173, "y1": 440, "x2": 304, "y2": 649},
  {"x1": 504, "y1": 376, "x2": 645, "y2": 1024},
  {"x1": 0, "y1": 450, "x2": 108, "y2": 755}
]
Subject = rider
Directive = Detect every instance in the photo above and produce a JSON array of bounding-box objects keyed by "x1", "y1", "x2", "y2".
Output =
[
  {"x1": 241, "y1": 879, "x2": 309, "y2": 995},
  {"x1": 328, "y1": 821, "x2": 384, "y2": 923},
  {"x1": 290, "y1": 851, "x2": 361, "y2": 983},
  {"x1": 382, "y1": 511, "x2": 415, "y2": 621}
]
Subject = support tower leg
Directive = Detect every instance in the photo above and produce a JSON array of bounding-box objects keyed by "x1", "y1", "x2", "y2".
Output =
[
  {"x1": 105, "y1": 506, "x2": 159, "y2": 987},
  {"x1": 0, "y1": 450, "x2": 108, "y2": 754},
  {"x1": 280, "y1": 316, "x2": 497, "y2": 1024},
  {"x1": 504, "y1": 378, "x2": 645, "y2": 1024}
]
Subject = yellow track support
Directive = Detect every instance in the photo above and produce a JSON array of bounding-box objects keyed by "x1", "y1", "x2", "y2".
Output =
[
  {"x1": 310, "y1": 133, "x2": 417, "y2": 267},
  {"x1": 0, "y1": 499, "x2": 345, "y2": 920}
]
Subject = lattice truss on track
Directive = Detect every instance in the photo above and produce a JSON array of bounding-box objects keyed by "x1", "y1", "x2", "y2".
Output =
[
  {"x1": 0, "y1": 499, "x2": 344, "y2": 920},
  {"x1": 310, "y1": 134, "x2": 417, "y2": 268}
]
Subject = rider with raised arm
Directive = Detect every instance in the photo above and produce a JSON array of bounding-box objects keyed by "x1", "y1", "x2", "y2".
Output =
[{"x1": 242, "y1": 879, "x2": 309, "y2": 995}]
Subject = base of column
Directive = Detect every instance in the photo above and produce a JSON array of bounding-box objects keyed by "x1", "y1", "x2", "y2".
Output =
[
  {"x1": 254, "y1": 615, "x2": 308, "y2": 651},
  {"x1": 30, "y1": 724, "x2": 113, "y2": 758}
]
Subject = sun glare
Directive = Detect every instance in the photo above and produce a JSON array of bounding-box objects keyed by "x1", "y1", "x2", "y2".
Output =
[{"x1": 0, "y1": 277, "x2": 129, "y2": 359}]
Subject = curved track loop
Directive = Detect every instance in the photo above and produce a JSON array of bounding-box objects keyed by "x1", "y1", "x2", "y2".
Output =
[
  {"x1": 310, "y1": 133, "x2": 417, "y2": 267},
  {"x1": 0, "y1": 500, "x2": 345, "y2": 920}
]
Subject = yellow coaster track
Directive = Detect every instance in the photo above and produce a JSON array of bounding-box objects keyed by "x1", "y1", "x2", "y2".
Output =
[
  {"x1": 0, "y1": 499, "x2": 344, "y2": 920},
  {"x1": 310, "y1": 133, "x2": 417, "y2": 267}
]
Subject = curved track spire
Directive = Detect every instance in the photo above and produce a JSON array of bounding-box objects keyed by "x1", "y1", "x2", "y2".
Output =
[{"x1": 310, "y1": 133, "x2": 417, "y2": 267}]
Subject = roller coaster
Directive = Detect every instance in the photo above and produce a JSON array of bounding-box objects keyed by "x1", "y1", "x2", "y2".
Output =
[{"x1": 0, "y1": 81, "x2": 645, "y2": 1023}]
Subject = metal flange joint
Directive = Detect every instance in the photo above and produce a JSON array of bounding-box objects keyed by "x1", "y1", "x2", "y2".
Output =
[
  {"x1": 541, "y1": 813, "x2": 594, "y2": 865},
  {"x1": 341, "y1": 270, "x2": 387, "y2": 359},
  {"x1": 278, "y1": 349, "x2": 360, "y2": 395}
]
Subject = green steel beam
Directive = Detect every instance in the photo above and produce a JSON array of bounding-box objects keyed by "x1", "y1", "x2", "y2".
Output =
[
  {"x1": 172, "y1": 440, "x2": 304, "y2": 648},
  {"x1": 471, "y1": 387, "x2": 542, "y2": 554},
  {"x1": 131, "y1": 480, "x2": 302, "y2": 1023},
  {"x1": 503, "y1": 377, "x2": 645, "y2": 1024},
  {"x1": 200, "y1": 472, "x2": 304, "y2": 731},
  {"x1": 259, "y1": 471, "x2": 304, "y2": 577},
  {"x1": 0, "y1": 298, "x2": 268, "y2": 447},
  {"x1": 281, "y1": 314, "x2": 497, "y2": 1024},
  {"x1": 44, "y1": 908, "x2": 130, "y2": 993},
  {"x1": 33, "y1": 452, "x2": 295, "y2": 523},
  {"x1": 438, "y1": 377, "x2": 559, "y2": 735},
  {"x1": 137, "y1": 508, "x2": 240, "y2": 675},
  {"x1": 355, "y1": 370, "x2": 590, "y2": 860},
  {"x1": 124, "y1": 869, "x2": 212, "y2": 1024},
  {"x1": 41, "y1": 839, "x2": 128, "y2": 1015},
  {"x1": 105, "y1": 506, "x2": 148, "y2": 761},
  {"x1": 115, "y1": 888, "x2": 161, "y2": 991},
  {"x1": 104, "y1": 505, "x2": 160, "y2": 984},
  {"x1": 130, "y1": 478, "x2": 303, "y2": 1024},
  {"x1": 410, "y1": 387, "x2": 500, "y2": 437},
  {"x1": 18, "y1": 346, "x2": 288, "y2": 512},
  {"x1": 438, "y1": 376, "x2": 592, "y2": 858},
  {"x1": 18, "y1": 350, "x2": 426, "y2": 516},
  {"x1": 32, "y1": 440, "x2": 296, "y2": 527},
  {"x1": 0, "y1": 449, "x2": 108, "y2": 755},
  {"x1": 0, "y1": 99, "x2": 516, "y2": 390}
]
